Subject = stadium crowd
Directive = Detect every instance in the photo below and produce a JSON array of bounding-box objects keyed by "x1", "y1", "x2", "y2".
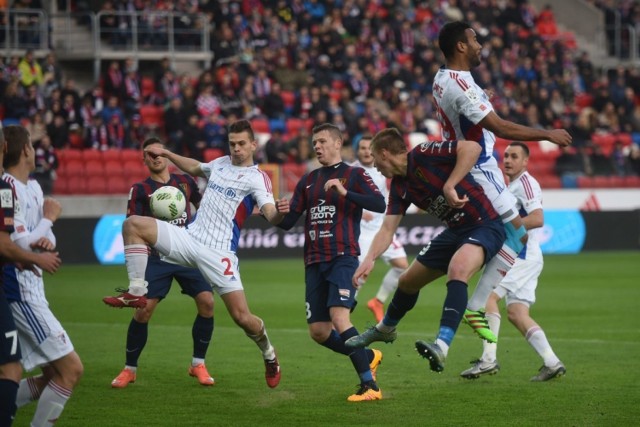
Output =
[{"x1": 2, "y1": 0, "x2": 640, "y2": 190}]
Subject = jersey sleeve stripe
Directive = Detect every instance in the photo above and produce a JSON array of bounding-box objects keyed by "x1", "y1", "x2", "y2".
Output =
[{"x1": 520, "y1": 174, "x2": 535, "y2": 200}]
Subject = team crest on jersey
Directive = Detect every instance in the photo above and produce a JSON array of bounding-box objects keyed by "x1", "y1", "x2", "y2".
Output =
[
  {"x1": 309, "y1": 230, "x2": 316, "y2": 241},
  {"x1": 0, "y1": 189, "x2": 13, "y2": 208},
  {"x1": 464, "y1": 87, "x2": 479, "y2": 103},
  {"x1": 179, "y1": 183, "x2": 188, "y2": 194}
]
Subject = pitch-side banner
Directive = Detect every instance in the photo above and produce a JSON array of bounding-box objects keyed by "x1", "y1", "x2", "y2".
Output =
[{"x1": 54, "y1": 210, "x2": 640, "y2": 264}]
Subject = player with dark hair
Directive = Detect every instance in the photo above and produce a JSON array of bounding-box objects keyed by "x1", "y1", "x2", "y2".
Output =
[
  {"x1": 275, "y1": 123, "x2": 386, "y2": 402},
  {"x1": 460, "y1": 141, "x2": 566, "y2": 381},
  {"x1": 0, "y1": 127, "x2": 61, "y2": 427},
  {"x1": 108, "y1": 137, "x2": 216, "y2": 388},
  {"x1": 103, "y1": 119, "x2": 286, "y2": 388},
  {"x1": 2, "y1": 125, "x2": 80, "y2": 426},
  {"x1": 345, "y1": 128, "x2": 505, "y2": 375},
  {"x1": 434, "y1": 21, "x2": 572, "y2": 339}
]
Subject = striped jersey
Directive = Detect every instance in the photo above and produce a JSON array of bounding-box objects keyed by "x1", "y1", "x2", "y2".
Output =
[
  {"x1": 127, "y1": 173, "x2": 202, "y2": 257},
  {"x1": 351, "y1": 161, "x2": 388, "y2": 233},
  {"x1": 288, "y1": 162, "x2": 384, "y2": 265},
  {"x1": 387, "y1": 141, "x2": 499, "y2": 228},
  {"x1": 0, "y1": 181, "x2": 16, "y2": 288},
  {"x1": 509, "y1": 171, "x2": 543, "y2": 260},
  {"x1": 127, "y1": 173, "x2": 201, "y2": 224},
  {"x1": 433, "y1": 67, "x2": 496, "y2": 165},
  {"x1": 1, "y1": 173, "x2": 52, "y2": 303},
  {"x1": 186, "y1": 156, "x2": 274, "y2": 252}
]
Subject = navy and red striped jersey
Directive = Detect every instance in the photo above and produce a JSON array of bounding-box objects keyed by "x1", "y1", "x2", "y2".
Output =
[
  {"x1": 0, "y1": 181, "x2": 16, "y2": 286},
  {"x1": 127, "y1": 173, "x2": 202, "y2": 227},
  {"x1": 388, "y1": 141, "x2": 499, "y2": 228},
  {"x1": 285, "y1": 162, "x2": 385, "y2": 266}
]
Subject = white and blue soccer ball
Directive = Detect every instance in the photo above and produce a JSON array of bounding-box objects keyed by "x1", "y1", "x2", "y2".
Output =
[{"x1": 150, "y1": 186, "x2": 186, "y2": 221}]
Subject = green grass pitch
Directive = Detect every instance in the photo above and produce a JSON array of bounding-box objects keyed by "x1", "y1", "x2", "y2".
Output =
[{"x1": 12, "y1": 251, "x2": 640, "y2": 426}]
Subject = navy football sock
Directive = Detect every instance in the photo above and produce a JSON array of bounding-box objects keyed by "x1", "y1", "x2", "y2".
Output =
[
  {"x1": 384, "y1": 289, "x2": 419, "y2": 327},
  {"x1": 0, "y1": 379, "x2": 18, "y2": 426},
  {"x1": 192, "y1": 315, "x2": 214, "y2": 359},
  {"x1": 437, "y1": 280, "x2": 468, "y2": 346},
  {"x1": 341, "y1": 327, "x2": 374, "y2": 383},
  {"x1": 125, "y1": 319, "x2": 148, "y2": 367}
]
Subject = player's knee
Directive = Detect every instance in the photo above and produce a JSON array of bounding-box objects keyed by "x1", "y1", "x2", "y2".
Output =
[{"x1": 195, "y1": 293, "x2": 214, "y2": 317}]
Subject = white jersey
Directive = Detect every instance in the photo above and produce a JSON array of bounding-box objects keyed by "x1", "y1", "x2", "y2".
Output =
[
  {"x1": 509, "y1": 171, "x2": 543, "y2": 261},
  {"x1": 1, "y1": 173, "x2": 54, "y2": 304},
  {"x1": 433, "y1": 67, "x2": 516, "y2": 220},
  {"x1": 433, "y1": 67, "x2": 496, "y2": 163},
  {"x1": 351, "y1": 161, "x2": 387, "y2": 232},
  {"x1": 186, "y1": 156, "x2": 275, "y2": 251}
]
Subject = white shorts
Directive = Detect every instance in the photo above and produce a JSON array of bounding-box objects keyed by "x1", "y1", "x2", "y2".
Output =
[
  {"x1": 472, "y1": 159, "x2": 518, "y2": 222},
  {"x1": 10, "y1": 300, "x2": 74, "y2": 372},
  {"x1": 498, "y1": 257, "x2": 543, "y2": 307},
  {"x1": 358, "y1": 232, "x2": 407, "y2": 264},
  {"x1": 155, "y1": 220, "x2": 244, "y2": 295}
]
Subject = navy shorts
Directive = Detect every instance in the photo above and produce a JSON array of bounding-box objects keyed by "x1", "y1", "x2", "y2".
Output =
[
  {"x1": 416, "y1": 219, "x2": 506, "y2": 273},
  {"x1": 0, "y1": 286, "x2": 21, "y2": 364},
  {"x1": 305, "y1": 256, "x2": 358, "y2": 324},
  {"x1": 145, "y1": 256, "x2": 212, "y2": 300}
]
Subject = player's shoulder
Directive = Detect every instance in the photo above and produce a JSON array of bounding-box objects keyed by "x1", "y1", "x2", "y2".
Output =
[{"x1": 518, "y1": 171, "x2": 542, "y2": 189}]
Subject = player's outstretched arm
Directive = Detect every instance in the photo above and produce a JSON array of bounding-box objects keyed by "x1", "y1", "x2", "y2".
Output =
[
  {"x1": 480, "y1": 111, "x2": 572, "y2": 147},
  {"x1": 262, "y1": 200, "x2": 289, "y2": 225},
  {"x1": 144, "y1": 145, "x2": 205, "y2": 177},
  {"x1": 353, "y1": 214, "x2": 402, "y2": 287}
]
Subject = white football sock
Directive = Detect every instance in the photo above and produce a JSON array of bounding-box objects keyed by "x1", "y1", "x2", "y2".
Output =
[
  {"x1": 481, "y1": 312, "x2": 501, "y2": 363},
  {"x1": 31, "y1": 381, "x2": 71, "y2": 427},
  {"x1": 376, "y1": 267, "x2": 403, "y2": 303},
  {"x1": 124, "y1": 244, "x2": 149, "y2": 295},
  {"x1": 526, "y1": 326, "x2": 560, "y2": 367},
  {"x1": 16, "y1": 376, "x2": 42, "y2": 408}
]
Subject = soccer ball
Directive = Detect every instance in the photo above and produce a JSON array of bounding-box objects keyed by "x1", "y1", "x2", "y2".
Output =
[{"x1": 149, "y1": 186, "x2": 186, "y2": 221}]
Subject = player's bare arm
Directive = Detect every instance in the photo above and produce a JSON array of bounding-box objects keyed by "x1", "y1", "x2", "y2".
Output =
[
  {"x1": 522, "y1": 208, "x2": 543, "y2": 230},
  {"x1": 144, "y1": 145, "x2": 205, "y2": 178},
  {"x1": 43, "y1": 197, "x2": 62, "y2": 222},
  {"x1": 480, "y1": 111, "x2": 572, "y2": 147},
  {"x1": 443, "y1": 140, "x2": 482, "y2": 209},
  {"x1": 262, "y1": 201, "x2": 288, "y2": 225},
  {"x1": 353, "y1": 214, "x2": 402, "y2": 287},
  {"x1": 30, "y1": 237, "x2": 56, "y2": 252}
]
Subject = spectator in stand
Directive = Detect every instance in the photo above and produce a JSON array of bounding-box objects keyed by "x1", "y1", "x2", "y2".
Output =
[
  {"x1": 164, "y1": 97, "x2": 188, "y2": 151},
  {"x1": 535, "y1": 4, "x2": 559, "y2": 37},
  {"x1": 555, "y1": 146, "x2": 587, "y2": 177},
  {"x1": 589, "y1": 144, "x2": 614, "y2": 176},
  {"x1": 261, "y1": 82, "x2": 286, "y2": 120},
  {"x1": 47, "y1": 114, "x2": 70, "y2": 149},
  {"x1": 103, "y1": 60, "x2": 124, "y2": 100},
  {"x1": 628, "y1": 144, "x2": 640, "y2": 176},
  {"x1": 611, "y1": 140, "x2": 630, "y2": 176},
  {"x1": 107, "y1": 115, "x2": 126, "y2": 149},
  {"x1": 123, "y1": 68, "x2": 141, "y2": 118},
  {"x1": 125, "y1": 114, "x2": 147, "y2": 149},
  {"x1": 3, "y1": 81, "x2": 28, "y2": 121},
  {"x1": 85, "y1": 115, "x2": 109, "y2": 150},
  {"x1": 41, "y1": 51, "x2": 63, "y2": 97},
  {"x1": 182, "y1": 113, "x2": 206, "y2": 160},
  {"x1": 196, "y1": 84, "x2": 221, "y2": 119},
  {"x1": 157, "y1": 69, "x2": 181, "y2": 106},
  {"x1": 25, "y1": 83, "x2": 45, "y2": 117},
  {"x1": 18, "y1": 49, "x2": 43, "y2": 89},
  {"x1": 25, "y1": 111, "x2": 46, "y2": 146},
  {"x1": 32, "y1": 135, "x2": 58, "y2": 195},
  {"x1": 264, "y1": 129, "x2": 288, "y2": 164},
  {"x1": 203, "y1": 111, "x2": 228, "y2": 154},
  {"x1": 102, "y1": 95, "x2": 125, "y2": 124}
]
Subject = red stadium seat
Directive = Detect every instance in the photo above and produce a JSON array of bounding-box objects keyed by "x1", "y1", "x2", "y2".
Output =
[
  {"x1": 140, "y1": 105, "x2": 164, "y2": 128},
  {"x1": 57, "y1": 149, "x2": 83, "y2": 165},
  {"x1": 624, "y1": 175, "x2": 640, "y2": 187},
  {"x1": 82, "y1": 150, "x2": 102, "y2": 161},
  {"x1": 576, "y1": 176, "x2": 594, "y2": 188},
  {"x1": 141, "y1": 77, "x2": 156, "y2": 99},
  {"x1": 68, "y1": 132, "x2": 84, "y2": 149},
  {"x1": 121, "y1": 149, "x2": 141, "y2": 162},
  {"x1": 286, "y1": 118, "x2": 305, "y2": 137},
  {"x1": 66, "y1": 178, "x2": 87, "y2": 194},
  {"x1": 86, "y1": 176, "x2": 109, "y2": 194},
  {"x1": 59, "y1": 160, "x2": 84, "y2": 179},
  {"x1": 84, "y1": 159, "x2": 105, "y2": 178},
  {"x1": 536, "y1": 174, "x2": 562, "y2": 189},
  {"x1": 251, "y1": 118, "x2": 270, "y2": 133},
  {"x1": 52, "y1": 177, "x2": 68, "y2": 195},
  {"x1": 281, "y1": 90, "x2": 296, "y2": 110},
  {"x1": 105, "y1": 159, "x2": 125, "y2": 176},
  {"x1": 107, "y1": 176, "x2": 131, "y2": 194},
  {"x1": 204, "y1": 148, "x2": 225, "y2": 162},
  {"x1": 101, "y1": 149, "x2": 122, "y2": 162}
]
